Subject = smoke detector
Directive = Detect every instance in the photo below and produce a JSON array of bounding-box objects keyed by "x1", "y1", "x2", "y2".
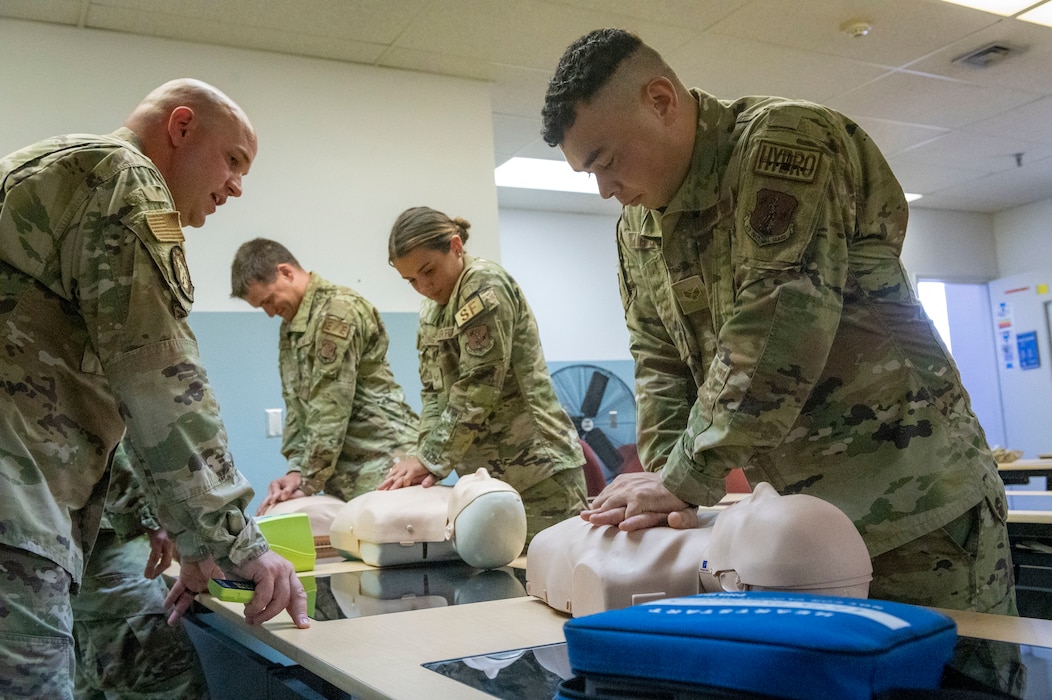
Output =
[{"x1": 840, "y1": 20, "x2": 873, "y2": 38}]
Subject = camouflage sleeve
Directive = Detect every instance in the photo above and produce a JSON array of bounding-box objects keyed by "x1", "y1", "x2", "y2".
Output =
[
  {"x1": 661, "y1": 107, "x2": 850, "y2": 507},
  {"x1": 415, "y1": 320, "x2": 446, "y2": 474},
  {"x1": 418, "y1": 275, "x2": 513, "y2": 470},
  {"x1": 617, "y1": 220, "x2": 697, "y2": 474},
  {"x1": 73, "y1": 176, "x2": 265, "y2": 570},
  {"x1": 278, "y1": 332, "x2": 307, "y2": 475},
  {"x1": 103, "y1": 441, "x2": 160, "y2": 540},
  {"x1": 290, "y1": 301, "x2": 363, "y2": 496}
]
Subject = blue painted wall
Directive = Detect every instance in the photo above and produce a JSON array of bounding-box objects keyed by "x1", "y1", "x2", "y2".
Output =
[{"x1": 189, "y1": 311, "x2": 633, "y2": 513}]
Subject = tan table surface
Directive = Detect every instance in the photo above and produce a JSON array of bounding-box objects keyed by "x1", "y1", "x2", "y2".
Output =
[
  {"x1": 999, "y1": 459, "x2": 1052, "y2": 472},
  {"x1": 193, "y1": 557, "x2": 1052, "y2": 700}
]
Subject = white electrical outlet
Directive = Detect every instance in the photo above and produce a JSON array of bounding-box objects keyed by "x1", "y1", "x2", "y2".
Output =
[{"x1": 265, "y1": 408, "x2": 283, "y2": 437}]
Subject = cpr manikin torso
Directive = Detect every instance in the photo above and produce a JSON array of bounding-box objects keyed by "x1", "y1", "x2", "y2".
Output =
[
  {"x1": 328, "y1": 468, "x2": 527, "y2": 569},
  {"x1": 527, "y1": 481, "x2": 871, "y2": 616}
]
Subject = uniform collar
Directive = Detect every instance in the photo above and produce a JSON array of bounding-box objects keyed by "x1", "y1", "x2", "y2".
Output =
[
  {"x1": 287, "y1": 271, "x2": 323, "y2": 332},
  {"x1": 639, "y1": 89, "x2": 733, "y2": 238}
]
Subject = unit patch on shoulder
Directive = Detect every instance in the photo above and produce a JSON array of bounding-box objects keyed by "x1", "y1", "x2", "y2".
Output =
[
  {"x1": 318, "y1": 339, "x2": 338, "y2": 364},
  {"x1": 321, "y1": 315, "x2": 351, "y2": 339},
  {"x1": 753, "y1": 140, "x2": 821, "y2": 183},
  {"x1": 169, "y1": 246, "x2": 195, "y2": 302},
  {"x1": 454, "y1": 295, "x2": 486, "y2": 328},
  {"x1": 465, "y1": 323, "x2": 494, "y2": 356},
  {"x1": 145, "y1": 210, "x2": 185, "y2": 243},
  {"x1": 746, "y1": 189, "x2": 798, "y2": 246}
]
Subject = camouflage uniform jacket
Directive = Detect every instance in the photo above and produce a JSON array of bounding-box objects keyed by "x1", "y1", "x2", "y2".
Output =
[
  {"x1": 279, "y1": 273, "x2": 418, "y2": 498},
  {"x1": 0, "y1": 128, "x2": 266, "y2": 582},
  {"x1": 416, "y1": 255, "x2": 584, "y2": 493},
  {"x1": 101, "y1": 441, "x2": 161, "y2": 541},
  {"x1": 618, "y1": 89, "x2": 1003, "y2": 557}
]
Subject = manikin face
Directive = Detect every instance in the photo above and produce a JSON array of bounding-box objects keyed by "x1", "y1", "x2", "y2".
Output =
[
  {"x1": 165, "y1": 109, "x2": 256, "y2": 228},
  {"x1": 559, "y1": 79, "x2": 685, "y2": 210},
  {"x1": 242, "y1": 264, "x2": 303, "y2": 322},
  {"x1": 391, "y1": 236, "x2": 465, "y2": 305}
]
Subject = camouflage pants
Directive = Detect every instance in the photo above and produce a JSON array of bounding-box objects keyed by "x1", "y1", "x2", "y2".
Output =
[
  {"x1": 0, "y1": 543, "x2": 75, "y2": 699},
  {"x1": 870, "y1": 495, "x2": 1024, "y2": 696},
  {"x1": 323, "y1": 457, "x2": 392, "y2": 501},
  {"x1": 520, "y1": 466, "x2": 588, "y2": 546},
  {"x1": 72, "y1": 531, "x2": 208, "y2": 699}
]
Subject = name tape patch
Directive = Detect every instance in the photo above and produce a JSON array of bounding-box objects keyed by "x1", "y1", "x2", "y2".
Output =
[{"x1": 753, "y1": 140, "x2": 821, "y2": 183}]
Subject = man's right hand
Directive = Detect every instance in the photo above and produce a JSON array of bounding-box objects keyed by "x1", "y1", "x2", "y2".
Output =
[{"x1": 236, "y1": 550, "x2": 311, "y2": 628}]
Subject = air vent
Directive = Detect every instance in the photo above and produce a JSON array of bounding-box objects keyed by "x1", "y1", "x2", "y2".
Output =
[{"x1": 952, "y1": 42, "x2": 1022, "y2": 68}]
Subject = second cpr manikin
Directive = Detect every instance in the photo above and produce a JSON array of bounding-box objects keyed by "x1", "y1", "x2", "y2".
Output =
[{"x1": 526, "y1": 482, "x2": 872, "y2": 617}]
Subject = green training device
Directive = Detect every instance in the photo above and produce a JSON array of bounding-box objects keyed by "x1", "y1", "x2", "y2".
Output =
[{"x1": 256, "y1": 511, "x2": 317, "y2": 572}]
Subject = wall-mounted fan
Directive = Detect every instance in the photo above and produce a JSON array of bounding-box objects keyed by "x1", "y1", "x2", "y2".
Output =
[{"x1": 551, "y1": 364, "x2": 636, "y2": 482}]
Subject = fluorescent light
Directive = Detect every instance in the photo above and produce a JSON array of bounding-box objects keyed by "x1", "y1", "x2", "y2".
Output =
[
  {"x1": 495, "y1": 157, "x2": 599, "y2": 194},
  {"x1": 905, "y1": 192, "x2": 923, "y2": 202},
  {"x1": 938, "y1": 0, "x2": 1045, "y2": 15},
  {"x1": 1019, "y1": 2, "x2": 1052, "y2": 25}
]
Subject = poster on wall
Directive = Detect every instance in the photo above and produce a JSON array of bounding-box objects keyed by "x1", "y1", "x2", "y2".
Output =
[
  {"x1": 1001, "y1": 330, "x2": 1016, "y2": 370},
  {"x1": 996, "y1": 303, "x2": 1015, "y2": 370},
  {"x1": 1017, "y1": 331, "x2": 1040, "y2": 371}
]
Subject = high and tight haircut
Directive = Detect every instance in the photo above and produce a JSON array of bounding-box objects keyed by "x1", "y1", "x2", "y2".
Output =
[
  {"x1": 388, "y1": 206, "x2": 471, "y2": 263},
  {"x1": 541, "y1": 28, "x2": 643, "y2": 147},
  {"x1": 230, "y1": 237, "x2": 302, "y2": 298}
]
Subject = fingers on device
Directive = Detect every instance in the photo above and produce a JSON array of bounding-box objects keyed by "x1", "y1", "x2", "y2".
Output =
[
  {"x1": 208, "y1": 578, "x2": 256, "y2": 603},
  {"x1": 207, "y1": 576, "x2": 318, "y2": 616}
]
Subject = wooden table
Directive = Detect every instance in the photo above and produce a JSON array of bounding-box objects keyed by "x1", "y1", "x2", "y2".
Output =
[
  {"x1": 191, "y1": 556, "x2": 1052, "y2": 700},
  {"x1": 999, "y1": 459, "x2": 1052, "y2": 485}
]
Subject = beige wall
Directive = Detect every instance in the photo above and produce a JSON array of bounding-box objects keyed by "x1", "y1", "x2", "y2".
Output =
[{"x1": 0, "y1": 18, "x2": 499, "y2": 313}]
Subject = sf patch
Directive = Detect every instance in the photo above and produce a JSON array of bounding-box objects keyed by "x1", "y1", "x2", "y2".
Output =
[
  {"x1": 169, "y1": 246, "x2": 195, "y2": 303},
  {"x1": 465, "y1": 323, "x2": 494, "y2": 356},
  {"x1": 455, "y1": 295, "x2": 487, "y2": 328},
  {"x1": 753, "y1": 140, "x2": 821, "y2": 183},
  {"x1": 746, "y1": 188, "x2": 798, "y2": 246}
]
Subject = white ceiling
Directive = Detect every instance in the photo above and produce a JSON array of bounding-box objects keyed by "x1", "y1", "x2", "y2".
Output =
[{"x1": 5, "y1": 0, "x2": 1052, "y2": 216}]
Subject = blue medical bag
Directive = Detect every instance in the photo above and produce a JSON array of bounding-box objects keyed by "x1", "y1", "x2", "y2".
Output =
[{"x1": 559, "y1": 591, "x2": 958, "y2": 700}]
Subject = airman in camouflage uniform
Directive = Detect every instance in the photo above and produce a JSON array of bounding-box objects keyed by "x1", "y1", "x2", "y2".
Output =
[
  {"x1": 0, "y1": 79, "x2": 308, "y2": 699},
  {"x1": 72, "y1": 443, "x2": 207, "y2": 699},
  {"x1": 231, "y1": 238, "x2": 419, "y2": 511},
  {"x1": 383, "y1": 207, "x2": 587, "y2": 544},
  {"x1": 542, "y1": 30, "x2": 1015, "y2": 616}
]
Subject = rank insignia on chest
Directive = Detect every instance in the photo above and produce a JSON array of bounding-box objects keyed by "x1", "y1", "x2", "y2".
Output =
[
  {"x1": 753, "y1": 139, "x2": 821, "y2": 183},
  {"x1": 746, "y1": 188, "x2": 798, "y2": 245},
  {"x1": 455, "y1": 295, "x2": 486, "y2": 328},
  {"x1": 671, "y1": 275, "x2": 707, "y2": 314},
  {"x1": 321, "y1": 315, "x2": 351, "y2": 339}
]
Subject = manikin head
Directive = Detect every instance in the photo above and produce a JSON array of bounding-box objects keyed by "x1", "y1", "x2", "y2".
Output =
[
  {"x1": 447, "y1": 468, "x2": 527, "y2": 570},
  {"x1": 700, "y1": 482, "x2": 872, "y2": 598}
]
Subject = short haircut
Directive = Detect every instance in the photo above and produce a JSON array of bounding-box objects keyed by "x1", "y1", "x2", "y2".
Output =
[
  {"x1": 229, "y1": 237, "x2": 301, "y2": 298},
  {"x1": 541, "y1": 28, "x2": 643, "y2": 146}
]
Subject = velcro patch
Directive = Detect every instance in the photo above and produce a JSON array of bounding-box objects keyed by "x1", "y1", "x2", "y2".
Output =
[
  {"x1": 145, "y1": 210, "x2": 184, "y2": 243},
  {"x1": 435, "y1": 326, "x2": 457, "y2": 341},
  {"x1": 465, "y1": 323, "x2": 494, "y2": 356},
  {"x1": 455, "y1": 295, "x2": 486, "y2": 328},
  {"x1": 169, "y1": 246, "x2": 194, "y2": 303},
  {"x1": 321, "y1": 315, "x2": 351, "y2": 338},
  {"x1": 319, "y1": 339, "x2": 338, "y2": 364},
  {"x1": 753, "y1": 140, "x2": 821, "y2": 183},
  {"x1": 671, "y1": 276, "x2": 707, "y2": 314},
  {"x1": 746, "y1": 189, "x2": 798, "y2": 245}
]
